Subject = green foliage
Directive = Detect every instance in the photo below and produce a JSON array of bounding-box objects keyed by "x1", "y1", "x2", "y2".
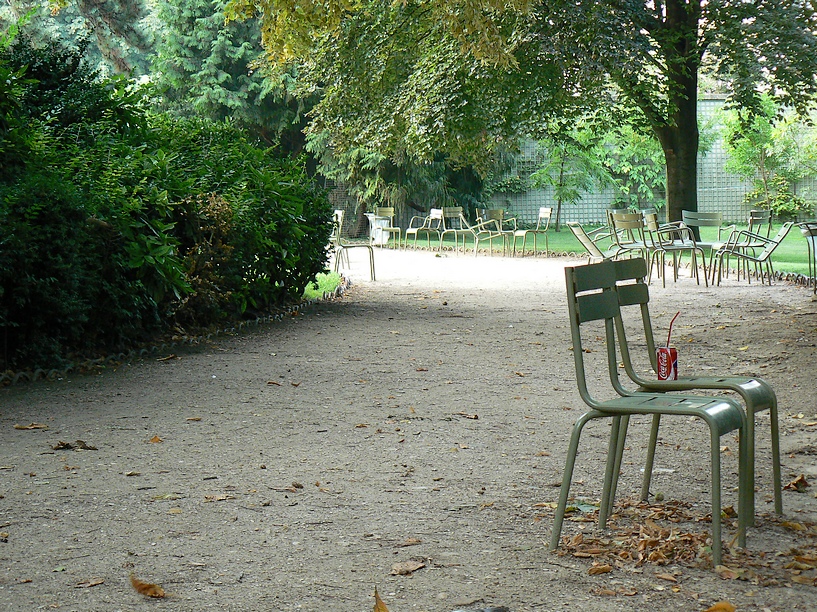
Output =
[
  {"x1": 154, "y1": 0, "x2": 312, "y2": 151},
  {"x1": 0, "y1": 33, "x2": 145, "y2": 129},
  {"x1": 0, "y1": 35, "x2": 332, "y2": 370},
  {"x1": 5, "y1": 0, "x2": 155, "y2": 75},
  {"x1": 239, "y1": 0, "x2": 817, "y2": 224},
  {"x1": 600, "y1": 124, "x2": 666, "y2": 211},
  {"x1": 722, "y1": 95, "x2": 817, "y2": 220}
]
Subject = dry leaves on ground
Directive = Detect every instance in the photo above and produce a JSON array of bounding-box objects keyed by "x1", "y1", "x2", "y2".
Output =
[{"x1": 553, "y1": 497, "x2": 817, "y2": 586}]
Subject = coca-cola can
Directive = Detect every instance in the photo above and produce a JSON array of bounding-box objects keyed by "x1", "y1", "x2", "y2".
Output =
[{"x1": 656, "y1": 347, "x2": 678, "y2": 380}]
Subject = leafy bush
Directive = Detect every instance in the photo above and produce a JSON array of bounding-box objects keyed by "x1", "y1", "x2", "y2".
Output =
[{"x1": 0, "y1": 36, "x2": 332, "y2": 370}]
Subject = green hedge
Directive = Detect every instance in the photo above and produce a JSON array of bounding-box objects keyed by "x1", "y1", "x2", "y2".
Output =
[{"x1": 0, "y1": 40, "x2": 332, "y2": 370}]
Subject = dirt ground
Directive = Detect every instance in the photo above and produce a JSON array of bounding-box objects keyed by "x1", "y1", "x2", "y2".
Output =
[{"x1": 2, "y1": 247, "x2": 817, "y2": 612}]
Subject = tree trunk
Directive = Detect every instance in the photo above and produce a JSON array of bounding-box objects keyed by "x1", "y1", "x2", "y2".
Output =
[
  {"x1": 652, "y1": 0, "x2": 702, "y2": 225},
  {"x1": 655, "y1": 100, "x2": 698, "y2": 224}
]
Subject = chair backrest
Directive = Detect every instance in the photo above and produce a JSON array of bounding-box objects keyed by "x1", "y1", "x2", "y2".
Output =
[
  {"x1": 609, "y1": 258, "x2": 661, "y2": 384},
  {"x1": 610, "y1": 211, "x2": 645, "y2": 246},
  {"x1": 536, "y1": 207, "x2": 553, "y2": 231},
  {"x1": 682, "y1": 210, "x2": 723, "y2": 227},
  {"x1": 375, "y1": 207, "x2": 395, "y2": 221},
  {"x1": 757, "y1": 221, "x2": 794, "y2": 260},
  {"x1": 641, "y1": 211, "x2": 667, "y2": 248},
  {"x1": 442, "y1": 206, "x2": 465, "y2": 230},
  {"x1": 480, "y1": 209, "x2": 506, "y2": 226},
  {"x1": 565, "y1": 260, "x2": 622, "y2": 408},
  {"x1": 748, "y1": 209, "x2": 772, "y2": 238},
  {"x1": 567, "y1": 222, "x2": 606, "y2": 262}
]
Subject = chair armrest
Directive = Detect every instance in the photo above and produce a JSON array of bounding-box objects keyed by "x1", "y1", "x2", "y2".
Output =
[
  {"x1": 717, "y1": 224, "x2": 736, "y2": 240},
  {"x1": 473, "y1": 218, "x2": 501, "y2": 232}
]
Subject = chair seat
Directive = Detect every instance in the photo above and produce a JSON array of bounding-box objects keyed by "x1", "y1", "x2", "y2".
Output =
[{"x1": 597, "y1": 393, "x2": 744, "y2": 435}]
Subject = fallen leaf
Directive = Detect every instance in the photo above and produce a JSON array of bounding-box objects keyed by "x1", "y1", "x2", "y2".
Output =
[
  {"x1": 588, "y1": 563, "x2": 613, "y2": 575},
  {"x1": 125, "y1": 471, "x2": 141, "y2": 477},
  {"x1": 515, "y1": 371, "x2": 526, "y2": 377},
  {"x1": 390, "y1": 559, "x2": 426, "y2": 575},
  {"x1": 291, "y1": 382, "x2": 301, "y2": 387},
  {"x1": 781, "y1": 520, "x2": 807, "y2": 531},
  {"x1": 267, "y1": 381, "x2": 282, "y2": 386},
  {"x1": 416, "y1": 367, "x2": 428, "y2": 372},
  {"x1": 455, "y1": 412, "x2": 478, "y2": 419},
  {"x1": 738, "y1": 346, "x2": 749, "y2": 351},
  {"x1": 791, "y1": 574, "x2": 816, "y2": 585},
  {"x1": 656, "y1": 573, "x2": 677, "y2": 582},
  {"x1": 75, "y1": 578, "x2": 104, "y2": 588},
  {"x1": 715, "y1": 565, "x2": 739, "y2": 580},
  {"x1": 704, "y1": 602, "x2": 736, "y2": 612},
  {"x1": 591, "y1": 587, "x2": 617, "y2": 596},
  {"x1": 394, "y1": 537, "x2": 422, "y2": 548},
  {"x1": 14, "y1": 423, "x2": 48, "y2": 430},
  {"x1": 148, "y1": 435, "x2": 163, "y2": 444},
  {"x1": 203, "y1": 494, "x2": 234, "y2": 502},
  {"x1": 168, "y1": 508, "x2": 182, "y2": 514},
  {"x1": 186, "y1": 417, "x2": 202, "y2": 422},
  {"x1": 73, "y1": 440, "x2": 97, "y2": 450},
  {"x1": 783, "y1": 474, "x2": 810, "y2": 492},
  {"x1": 130, "y1": 574, "x2": 165, "y2": 598},
  {"x1": 156, "y1": 354, "x2": 177, "y2": 361},
  {"x1": 374, "y1": 586, "x2": 389, "y2": 612}
]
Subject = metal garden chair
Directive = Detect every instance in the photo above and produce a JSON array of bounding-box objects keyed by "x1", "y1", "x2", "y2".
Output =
[
  {"x1": 439, "y1": 207, "x2": 505, "y2": 256},
  {"x1": 512, "y1": 207, "x2": 552, "y2": 257},
  {"x1": 370, "y1": 207, "x2": 401, "y2": 248},
  {"x1": 404, "y1": 208, "x2": 444, "y2": 250},
  {"x1": 712, "y1": 222, "x2": 794, "y2": 285},
  {"x1": 642, "y1": 210, "x2": 707, "y2": 287},
  {"x1": 330, "y1": 210, "x2": 376, "y2": 280},
  {"x1": 551, "y1": 259, "x2": 749, "y2": 567}
]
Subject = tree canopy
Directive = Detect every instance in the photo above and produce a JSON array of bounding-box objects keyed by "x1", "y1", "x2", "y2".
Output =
[{"x1": 226, "y1": 0, "x2": 817, "y2": 219}]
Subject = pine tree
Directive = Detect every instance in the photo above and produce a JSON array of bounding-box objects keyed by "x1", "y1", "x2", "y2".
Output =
[{"x1": 154, "y1": 0, "x2": 310, "y2": 150}]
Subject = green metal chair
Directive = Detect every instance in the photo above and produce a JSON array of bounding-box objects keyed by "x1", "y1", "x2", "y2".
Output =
[
  {"x1": 551, "y1": 260, "x2": 749, "y2": 567},
  {"x1": 642, "y1": 211, "x2": 707, "y2": 287},
  {"x1": 566, "y1": 222, "x2": 620, "y2": 263},
  {"x1": 440, "y1": 206, "x2": 505, "y2": 256},
  {"x1": 404, "y1": 208, "x2": 444, "y2": 250},
  {"x1": 371, "y1": 207, "x2": 402, "y2": 248},
  {"x1": 610, "y1": 257, "x2": 782, "y2": 521},
  {"x1": 331, "y1": 210, "x2": 376, "y2": 280},
  {"x1": 712, "y1": 222, "x2": 795, "y2": 285},
  {"x1": 512, "y1": 207, "x2": 552, "y2": 256}
]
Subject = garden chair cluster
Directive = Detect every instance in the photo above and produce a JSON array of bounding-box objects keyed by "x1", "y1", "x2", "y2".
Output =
[
  {"x1": 551, "y1": 257, "x2": 781, "y2": 567},
  {"x1": 400, "y1": 206, "x2": 553, "y2": 256},
  {"x1": 569, "y1": 209, "x2": 795, "y2": 287}
]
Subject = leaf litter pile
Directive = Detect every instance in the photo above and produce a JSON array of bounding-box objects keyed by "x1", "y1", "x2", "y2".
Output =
[{"x1": 549, "y1": 496, "x2": 817, "y2": 587}]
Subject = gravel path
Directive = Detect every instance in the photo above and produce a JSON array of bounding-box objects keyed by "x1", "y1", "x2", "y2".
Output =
[{"x1": 1, "y1": 248, "x2": 816, "y2": 611}]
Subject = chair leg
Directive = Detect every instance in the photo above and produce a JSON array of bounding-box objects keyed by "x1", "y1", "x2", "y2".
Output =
[
  {"x1": 550, "y1": 410, "x2": 604, "y2": 551},
  {"x1": 708, "y1": 425, "x2": 724, "y2": 567},
  {"x1": 769, "y1": 399, "x2": 783, "y2": 515},
  {"x1": 366, "y1": 245, "x2": 376, "y2": 280},
  {"x1": 738, "y1": 417, "x2": 750, "y2": 549},
  {"x1": 641, "y1": 414, "x2": 661, "y2": 501},
  {"x1": 600, "y1": 415, "x2": 629, "y2": 527}
]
